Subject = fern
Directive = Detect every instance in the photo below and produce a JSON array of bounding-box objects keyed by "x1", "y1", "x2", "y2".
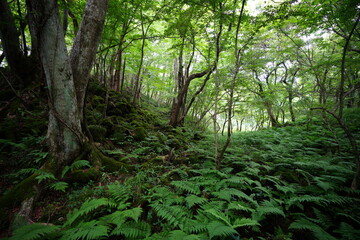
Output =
[
  {"x1": 60, "y1": 220, "x2": 109, "y2": 240},
  {"x1": 227, "y1": 201, "x2": 254, "y2": 212},
  {"x1": 9, "y1": 224, "x2": 60, "y2": 240},
  {"x1": 185, "y1": 195, "x2": 208, "y2": 208},
  {"x1": 111, "y1": 221, "x2": 151, "y2": 238},
  {"x1": 50, "y1": 181, "x2": 69, "y2": 192},
  {"x1": 64, "y1": 198, "x2": 116, "y2": 227},
  {"x1": 168, "y1": 230, "x2": 202, "y2": 240},
  {"x1": 253, "y1": 200, "x2": 285, "y2": 221},
  {"x1": 183, "y1": 218, "x2": 208, "y2": 234},
  {"x1": 171, "y1": 180, "x2": 201, "y2": 195},
  {"x1": 107, "y1": 183, "x2": 131, "y2": 203},
  {"x1": 287, "y1": 195, "x2": 328, "y2": 208},
  {"x1": 334, "y1": 222, "x2": 360, "y2": 240},
  {"x1": 61, "y1": 160, "x2": 91, "y2": 178},
  {"x1": 232, "y1": 218, "x2": 259, "y2": 228},
  {"x1": 35, "y1": 170, "x2": 56, "y2": 183},
  {"x1": 206, "y1": 221, "x2": 237, "y2": 239},
  {"x1": 101, "y1": 207, "x2": 143, "y2": 225},
  {"x1": 151, "y1": 203, "x2": 190, "y2": 226},
  {"x1": 204, "y1": 208, "x2": 232, "y2": 226},
  {"x1": 289, "y1": 218, "x2": 337, "y2": 240}
]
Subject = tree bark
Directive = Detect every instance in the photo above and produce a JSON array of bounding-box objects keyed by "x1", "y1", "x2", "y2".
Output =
[
  {"x1": 27, "y1": 0, "x2": 82, "y2": 168},
  {"x1": 70, "y1": 0, "x2": 109, "y2": 123}
]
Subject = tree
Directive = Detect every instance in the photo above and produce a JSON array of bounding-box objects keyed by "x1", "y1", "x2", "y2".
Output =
[{"x1": 0, "y1": 0, "x2": 109, "y2": 221}]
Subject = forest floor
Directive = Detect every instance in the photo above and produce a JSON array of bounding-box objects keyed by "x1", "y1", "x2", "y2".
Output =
[{"x1": 1, "y1": 81, "x2": 360, "y2": 239}]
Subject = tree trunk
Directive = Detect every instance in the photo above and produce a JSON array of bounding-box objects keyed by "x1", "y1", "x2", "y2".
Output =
[
  {"x1": 0, "y1": 0, "x2": 32, "y2": 84},
  {"x1": 27, "y1": 0, "x2": 83, "y2": 168},
  {"x1": 70, "y1": 0, "x2": 109, "y2": 124}
]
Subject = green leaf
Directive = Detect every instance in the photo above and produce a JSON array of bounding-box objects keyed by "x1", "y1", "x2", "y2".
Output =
[
  {"x1": 232, "y1": 218, "x2": 259, "y2": 228},
  {"x1": 9, "y1": 224, "x2": 60, "y2": 240},
  {"x1": 50, "y1": 181, "x2": 69, "y2": 192},
  {"x1": 207, "y1": 221, "x2": 237, "y2": 239}
]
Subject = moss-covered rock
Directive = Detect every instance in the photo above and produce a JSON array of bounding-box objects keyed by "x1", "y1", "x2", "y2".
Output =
[{"x1": 88, "y1": 125, "x2": 107, "y2": 141}]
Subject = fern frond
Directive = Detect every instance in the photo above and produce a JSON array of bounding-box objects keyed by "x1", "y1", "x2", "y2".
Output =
[
  {"x1": 9, "y1": 224, "x2": 60, "y2": 240},
  {"x1": 334, "y1": 222, "x2": 360, "y2": 240},
  {"x1": 171, "y1": 181, "x2": 200, "y2": 195},
  {"x1": 61, "y1": 160, "x2": 91, "y2": 178},
  {"x1": 201, "y1": 200, "x2": 226, "y2": 212},
  {"x1": 49, "y1": 181, "x2": 69, "y2": 192},
  {"x1": 204, "y1": 208, "x2": 231, "y2": 226},
  {"x1": 253, "y1": 200, "x2": 285, "y2": 220},
  {"x1": 151, "y1": 203, "x2": 190, "y2": 226},
  {"x1": 289, "y1": 218, "x2": 337, "y2": 240},
  {"x1": 101, "y1": 207, "x2": 143, "y2": 225},
  {"x1": 213, "y1": 188, "x2": 256, "y2": 205},
  {"x1": 64, "y1": 198, "x2": 116, "y2": 227},
  {"x1": 183, "y1": 219, "x2": 208, "y2": 234},
  {"x1": 111, "y1": 221, "x2": 151, "y2": 239},
  {"x1": 168, "y1": 230, "x2": 202, "y2": 240},
  {"x1": 287, "y1": 195, "x2": 328, "y2": 208},
  {"x1": 60, "y1": 220, "x2": 109, "y2": 240},
  {"x1": 227, "y1": 202, "x2": 253, "y2": 212},
  {"x1": 312, "y1": 208, "x2": 333, "y2": 228},
  {"x1": 107, "y1": 183, "x2": 131, "y2": 203},
  {"x1": 206, "y1": 221, "x2": 237, "y2": 239},
  {"x1": 232, "y1": 218, "x2": 259, "y2": 228},
  {"x1": 185, "y1": 195, "x2": 208, "y2": 208}
]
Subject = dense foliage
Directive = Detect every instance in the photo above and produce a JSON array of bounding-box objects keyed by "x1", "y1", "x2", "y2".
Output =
[
  {"x1": 0, "y1": 0, "x2": 359, "y2": 239},
  {"x1": 5, "y1": 108, "x2": 360, "y2": 239}
]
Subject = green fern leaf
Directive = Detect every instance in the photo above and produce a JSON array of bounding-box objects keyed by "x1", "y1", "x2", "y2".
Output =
[
  {"x1": 111, "y1": 221, "x2": 151, "y2": 238},
  {"x1": 287, "y1": 195, "x2": 328, "y2": 208},
  {"x1": 151, "y1": 203, "x2": 190, "y2": 226},
  {"x1": 334, "y1": 222, "x2": 360, "y2": 240},
  {"x1": 253, "y1": 200, "x2": 285, "y2": 220},
  {"x1": 289, "y1": 218, "x2": 337, "y2": 240},
  {"x1": 171, "y1": 181, "x2": 200, "y2": 195},
  {"x1": 60, "y1": 220, "x2": 109, "y2": 240},
  {"x1": 227, "y1": 202, "x2": 253, "y2": 212},
  {"x1": 183, "y1": 219, "x2": 208, "y2": 234},
  {"x1": 35, "y1": 171, "x2": 56, "y2": 183},
  {"x1": 204, "y1": 208, "x2": 231, "y2": 226},
  {"x1": 101, "y1": 207, "x2": 142, "y2": 226},
  {"x1": 61, "y1": 160, "x2": 91, "y2": 178},
  {"x1": 207, "y1": 221, "x2": 237, "y2": 239},
  {"x1": 9, "y1": 224, "x2": 60, "y2": 240},
  {"x1": 65, "y1": 198, "x2": 116, "y2": 227},
  {"x1": 185, "y1": 195, "x2": 208, "y2": 208},
  {"x1": 168, "y1": 230, "x2": 202, "y2": 240},
  {"x1": 50, "y1": 181, "x2": 69, "y2": 192},
  {"x1": 107, "y1": 183, "x2": 131, "y2": 203},
  {"x1": 232, "y1": 218, "x2": 259, "y2": 228}
]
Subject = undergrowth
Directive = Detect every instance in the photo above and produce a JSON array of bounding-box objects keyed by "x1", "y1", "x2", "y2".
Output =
[{"x1": 6, "y1": 120, "x2": 360, "y2": 240}]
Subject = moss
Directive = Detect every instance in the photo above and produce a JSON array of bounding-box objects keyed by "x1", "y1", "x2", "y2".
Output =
[
  {"x1": 134, "y1": 127, "x2": 147, "y2": 141},
  {"x1": 69, "y1": 167, "x2": 101, "y2": 184},
  {"x1": 88, "y1": 125, "x2": 107, "y2": 141},
  {"x1": 0, "y1": 174, "x2": 37, "y2": 209},
  {"x1": 89, "y1": 145, "x2": 133, "y2": 172}
]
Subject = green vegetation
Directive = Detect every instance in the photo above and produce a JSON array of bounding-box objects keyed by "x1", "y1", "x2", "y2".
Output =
[
  {"x1": 3, "y1": 113, "x2": 360, "y2": 239},
  {"x1": 0, "y1": 0, "x2": 359, "y2": 239}
]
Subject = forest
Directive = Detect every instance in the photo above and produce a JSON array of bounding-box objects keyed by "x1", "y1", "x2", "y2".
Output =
[{"x1": 0, "y1": 0, "x2": 359, "y2": 239}]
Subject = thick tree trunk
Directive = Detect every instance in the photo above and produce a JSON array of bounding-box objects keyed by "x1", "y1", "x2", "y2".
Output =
[
  {"x1": 70, "y1": 0, "x2": 109, "y2": 123},
  {"x1": 27, "y1": 0, "x2": 82, "y2": 167}
]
